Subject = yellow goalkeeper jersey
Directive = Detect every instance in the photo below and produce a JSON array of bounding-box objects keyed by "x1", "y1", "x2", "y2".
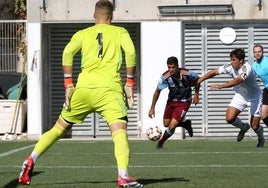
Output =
[{"x1": 62, "y1": 24, "x2": 136, "y2": 89}]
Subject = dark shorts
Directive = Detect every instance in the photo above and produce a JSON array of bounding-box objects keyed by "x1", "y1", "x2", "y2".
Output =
[
  {"x1": 163, "y1": 100, "x2": 191, "y2": 122},
  {"x1": 263, "y1": 88, "x2": 268, "y2": 105}
]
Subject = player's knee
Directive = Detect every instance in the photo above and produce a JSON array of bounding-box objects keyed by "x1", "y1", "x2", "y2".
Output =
[
  {"x1": 109, "y1": 116, "x2": 128, "y2": 125},
  {"x1": 163, "y1": 121, "x2": 170, "y2": 127},
  {"x1": 225, "y1": 113, "x2": 235, "y2": 124},
  {"x1": 57, "y1": 116, "x2": 73, "y2": 130},
  {"x1": 225, "y1": 117, "x2": 235, "y2": 124},
  {"x1": 251, "y1": 124, "x2": 258, "y2": 131}
]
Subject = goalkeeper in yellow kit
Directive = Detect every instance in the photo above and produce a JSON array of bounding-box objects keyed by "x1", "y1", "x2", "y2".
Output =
[{"x1": 18, "y1": 0, "x2": 143, "y2": 187}]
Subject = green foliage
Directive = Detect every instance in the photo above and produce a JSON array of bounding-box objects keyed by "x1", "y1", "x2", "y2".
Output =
[
  {"x1": 14, "y1": 0, "x2": 26, "y2": 19},
  {"x1": 13, "y1": 0, "x2": 27, "y2": 65}
]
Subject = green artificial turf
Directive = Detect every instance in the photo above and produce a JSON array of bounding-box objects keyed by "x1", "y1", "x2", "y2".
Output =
[{"x1": 1, "y1": 139, "x2": 268, "y2": 188}]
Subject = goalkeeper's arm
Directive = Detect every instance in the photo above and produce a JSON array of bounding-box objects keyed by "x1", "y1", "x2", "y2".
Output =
[{"x1": 126, "y1": 66, "x2": 136, "y2": 78}]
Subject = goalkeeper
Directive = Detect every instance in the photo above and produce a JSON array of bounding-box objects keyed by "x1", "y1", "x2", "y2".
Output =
[
  {"x1": 148, "y1": 56, "x2": 200, "y2": 148},
  {"x1": 18, "y1": 0, "x2": 142, "y2": 187}
]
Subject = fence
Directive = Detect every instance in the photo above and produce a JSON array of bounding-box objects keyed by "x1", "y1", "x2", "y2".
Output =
[{"x1": 0, "y1": 20, "x2": 26, "y2": 72}]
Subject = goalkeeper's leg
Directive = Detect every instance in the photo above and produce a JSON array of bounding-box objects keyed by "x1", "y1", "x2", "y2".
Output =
[
  {"x1": 110, "y1": 122, "x2": 143, "y2": 187},
  {"x1": 112, "y1": 128, "x2": 129, "y2": 176},
  {"x1": 31, "y1": 118, "x2": 71, "y2": 161},
  {"x1": 18, "y1": 118, "x2": 72, "y2": 185}
]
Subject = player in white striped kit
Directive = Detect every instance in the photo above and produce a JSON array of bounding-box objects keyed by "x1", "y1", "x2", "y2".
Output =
[{"x1": 198, "y1": 48, "x2": 265, "y2": 148}]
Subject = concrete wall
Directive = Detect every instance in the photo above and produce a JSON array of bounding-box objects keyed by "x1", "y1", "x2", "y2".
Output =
[{"x1": 27, "y1": 0, "x2": 268, "y2": 23}]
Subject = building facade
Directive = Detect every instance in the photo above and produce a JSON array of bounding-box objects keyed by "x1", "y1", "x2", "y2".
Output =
[{"x1": 26, "y1": 0, "x2": 268, "y2": 139}]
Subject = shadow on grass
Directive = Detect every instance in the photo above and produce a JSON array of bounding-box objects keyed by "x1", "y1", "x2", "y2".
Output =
[
  {"x1": 3, "y1": 171, "x2": 43, "y2": 188},
  {"x1": 4, "y1": 174, "x2": 188, "y2": 187},
  {"x1": 76, "y1": 177, "x2": 189, "y2": 185},
  {"x1": 139, "y1": 177, "x2": 189, "y2": 185}
]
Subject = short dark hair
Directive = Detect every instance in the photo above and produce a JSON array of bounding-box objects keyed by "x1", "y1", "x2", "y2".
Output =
[
  {"x1": 167, "y1": 56, "x2": 178, "y2": 66},
  {"x1": 95, "y1": 0, "x2": 113, "y2": 19},
  {"x1": 254, "y1": 44, "x2": 264, "y2": 52},
  {"x1": 230, "y1": 48, "x2": 245, "y2": 61}
]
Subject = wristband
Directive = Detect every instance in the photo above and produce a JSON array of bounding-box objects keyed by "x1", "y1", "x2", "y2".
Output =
[
  {"x1": 126, "y1": 77, "x2": 134, "y2": 88},
  {"x1": 127, "y1": 74, "x2": 134, "y2": 79},
  {"x1": 64, "y1": 74, "x2": 72, "y2": 78},
  {"x1": 64, "y1": 77, "x2": 73, "y2": 88}
]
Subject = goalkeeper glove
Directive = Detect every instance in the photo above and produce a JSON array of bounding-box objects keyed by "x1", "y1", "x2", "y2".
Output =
[
  {"x1": 124, "y1": 76, "x2": 135, "y2": 109},
  {"x1": 63, "y1": 77, "x2": 75, "y2": 111}
]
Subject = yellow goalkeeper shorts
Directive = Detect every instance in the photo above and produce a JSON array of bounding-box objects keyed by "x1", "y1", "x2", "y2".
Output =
[{"x1": 60, "y1": 87, "x2": 127, "y2": 125}]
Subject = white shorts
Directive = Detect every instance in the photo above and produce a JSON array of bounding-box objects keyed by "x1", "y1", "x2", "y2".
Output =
[{"x1": 229, "y1": 93, "x2": 262, "y2": 117}]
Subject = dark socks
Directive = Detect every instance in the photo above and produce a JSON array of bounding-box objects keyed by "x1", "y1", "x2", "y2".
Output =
[{"x1": 158, "y1": 128, "x2": 174, "y2": 145}]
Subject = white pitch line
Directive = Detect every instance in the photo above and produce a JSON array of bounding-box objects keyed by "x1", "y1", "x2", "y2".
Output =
[
  {"x1": 2, "y1": 146, "x2": 265, "y2": 158},
  {"x1": 2, "y1": 164, "x2": 268, "y2": 169},
  {"x1": 130, "y1": 164, "x2": 268, "y2": 168},
  {"x1": 47, "y1": 151, "x2": 268, "y2": 155},
  {"x1": 134, "y1": 151, "x2": 268, "y2": 155},
  {"x1": 0, "y1": 144, "x2": 35, "y2": 158}
]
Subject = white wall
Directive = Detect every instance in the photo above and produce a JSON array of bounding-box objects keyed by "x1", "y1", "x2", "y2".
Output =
[
  {"x1": 140, "y1": 21, "x2": 184, "y2": 139},
  {"x1": 27, "y1": 23, "x2": 42, "y2": 139}
]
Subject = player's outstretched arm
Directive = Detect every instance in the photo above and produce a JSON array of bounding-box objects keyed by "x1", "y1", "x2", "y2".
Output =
[
  {"x1": 148, "y1": 88, "x2": 161, "y2": 118},
  {"x1": 192, "y1": 79, "x2": 200, "y2": 105},
  {"x1": 198, "y1": 69, "x2": 219, "y2": 84},
  {"x1": 210, "y1": 76, "x2": 243, "y2": 90}
]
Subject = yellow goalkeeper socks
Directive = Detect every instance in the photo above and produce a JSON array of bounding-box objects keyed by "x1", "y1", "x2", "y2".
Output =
[
  {"x1": 31, "y1": 122, "x2": 66, "y2": 160},
  {"x1": 112, "y1": 129, "x2": 130, "y2": 175}
]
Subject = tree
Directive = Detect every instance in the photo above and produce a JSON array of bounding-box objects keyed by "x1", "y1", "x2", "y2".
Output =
[
  {"x1": 0, "y1": 0, "x2": 26, "y2": 20},
  {"x1": 14, "y1": 0, "x2": 26, "y2": 19}
]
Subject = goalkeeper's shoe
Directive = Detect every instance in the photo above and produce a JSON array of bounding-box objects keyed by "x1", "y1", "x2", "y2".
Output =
[
  {"x1": 117, "y1": 175, "x2": 143, "y2": 187},
  {"x1": 18, "y1": 156, "x2": 34, "y2": 185}
]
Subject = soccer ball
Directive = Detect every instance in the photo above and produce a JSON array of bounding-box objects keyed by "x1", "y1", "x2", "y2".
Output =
[{"x1": 146, "y1": 126, "x2": 162, "y2": 141}]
